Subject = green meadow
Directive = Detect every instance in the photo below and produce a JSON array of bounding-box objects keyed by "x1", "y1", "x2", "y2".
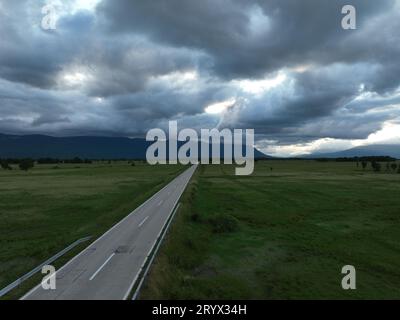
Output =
[
  {"x1": 0, "y1": 162, "x2": 184, "y2": 299},
  {"x1": 141, "y1": 160, "x2": 400, "y2": 299},
  {"x1": 1, "y1": 160, "x2": 399, "y2": 299}
]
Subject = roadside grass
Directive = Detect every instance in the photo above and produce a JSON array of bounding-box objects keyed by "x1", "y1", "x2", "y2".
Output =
[
  {"x1": 141, "y1": 160, "x2": 400, "y2": 299},
  {"x1": 0, "y1": 162, "x2": 184, "y2": 299}
]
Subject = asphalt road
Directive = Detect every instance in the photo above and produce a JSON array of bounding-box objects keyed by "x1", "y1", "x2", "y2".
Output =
[{"x1": 22, "y1": 165, "x2": 197, "y2": 300}]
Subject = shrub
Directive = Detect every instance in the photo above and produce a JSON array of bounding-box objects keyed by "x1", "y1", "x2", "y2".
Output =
[
  {"x1": 0, "y1": 160, "x2": 12, "y2": 170},
  {"x1": 361, "y1": 161, "x2": 368, "y2": 170},
  {"x1": 371, "y1": 161, "x2": 381, "y2": 172},
  {"x1": 19, "y1": 159, "x2": 34, "y2": 171},
  {"x1": 37, "y1": 158, "x2": 60, "y2": 164},
  {"x1": 208, "y1": 213, "x2": 239, "y2": 233},
  {"x1": 190, "y1": 213, "x2": 200, "y2": 222}
]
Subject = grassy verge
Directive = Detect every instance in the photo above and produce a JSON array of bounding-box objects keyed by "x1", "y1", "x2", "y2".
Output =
[
  {"x1": 0, "y1": 162, "x2": 184, "y2": 299},
  {"x1": 141, "y1": 161, "x2": 400, "y2": 299}
]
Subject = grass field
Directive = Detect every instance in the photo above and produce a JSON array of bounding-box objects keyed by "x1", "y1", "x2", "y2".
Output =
[
  {"x1": 0, "y1": 162, "x2": 184, "y2": 299},
  {"x1": 141, "y1": 160, "x2": 400, "y2": 299}
]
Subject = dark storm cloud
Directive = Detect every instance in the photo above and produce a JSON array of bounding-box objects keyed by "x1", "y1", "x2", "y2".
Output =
[
  {"x1": 0, "y1": 0, "x2": 399, "y2": 153},
  {"x1": 82, "y1": 40, "x2": 205, "y2": 97},
  {"x1": 98, "y1": 0, "x2": 397, "y2": 78},
  {"x1": 96, "y1": 0, "x2": 400, "y2": 145}
]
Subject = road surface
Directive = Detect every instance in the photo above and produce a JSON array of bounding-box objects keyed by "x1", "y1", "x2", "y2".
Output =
[{"x1": 22, "y1": 165, "x2": 197, "y2": 300}]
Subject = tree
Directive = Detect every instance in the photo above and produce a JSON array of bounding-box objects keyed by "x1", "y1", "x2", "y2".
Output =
[
  {"x1": 0, "y1": 160, "x2": 12, "y2": 170},
  {"x1": 391, "y1": 163, "x2": 397, "y2": 172},
  {"x1": 19, "y1": 159, "x2": 34, "y2": 171},
  {"x1": 361, "y1": 161, "x2": 368, "y2": 170},
  {"x1": 371, "y1": 161, "x2": 381, "y2": 172}
]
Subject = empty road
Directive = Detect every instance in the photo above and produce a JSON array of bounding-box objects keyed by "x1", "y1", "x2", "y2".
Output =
[{"x1": 22, "y1": 165, "x2": 197, "y2": 300}]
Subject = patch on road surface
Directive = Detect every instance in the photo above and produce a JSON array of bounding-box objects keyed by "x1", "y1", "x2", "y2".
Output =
[{"x1": 115, "y1": 245, "x2": 130, "y2": 254}]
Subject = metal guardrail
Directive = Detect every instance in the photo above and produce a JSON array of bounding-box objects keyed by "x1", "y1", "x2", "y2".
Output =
[
  {"x1": 131, "y1": 203, "x2": 181, "y2": 300},
  {"x1": 0, "y1": 236, "x2": 92, "y2": 298}
]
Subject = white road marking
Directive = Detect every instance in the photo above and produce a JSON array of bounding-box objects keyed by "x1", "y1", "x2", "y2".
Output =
[
  {"x1": 157, "y1": 200, "x2": 163, "y2": 206},
  {"x1": 89, "y1": 253, "x2": 115, "y2": 281},
  {"x1": 138, "y1": 216, "x2": 149, "y2": 228}
]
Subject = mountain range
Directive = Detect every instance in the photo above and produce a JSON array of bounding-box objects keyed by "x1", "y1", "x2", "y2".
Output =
[
  {"x1": 0, "y1": 133, "x2": 270, "y2": 159},
  {"x1": 303, "y1": 144, "x2": 400, "y2": 159},
  {"x1": 1, "y1": 133, "x2": 398, "y2": 160}
]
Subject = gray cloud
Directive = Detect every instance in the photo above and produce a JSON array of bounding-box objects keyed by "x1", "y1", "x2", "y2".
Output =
[
  {"x1": 0, "y1": 0, "x2": 399, "y2": 155},
  {"x1": 98, "y1": 0, "x2": 397, "y2": 78}
]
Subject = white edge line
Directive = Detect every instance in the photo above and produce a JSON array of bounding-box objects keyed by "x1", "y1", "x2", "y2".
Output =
[
  {"x1": 122, "y1": 164, "x2": 197, "y2": 300},
  {"x1": 20, "y1": 168, "x2": 186, "y2": 300},
  {"x1": 132, "y1": 203, "x2": 181, "y2": 300},
  {"x1": 89, "y1": 253, "x2": 115, "y2": 281}
]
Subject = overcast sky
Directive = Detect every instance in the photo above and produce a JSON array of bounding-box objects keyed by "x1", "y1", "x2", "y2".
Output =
[{"x1": 0, "y1": 0, "x2": 399, "y2": 156}]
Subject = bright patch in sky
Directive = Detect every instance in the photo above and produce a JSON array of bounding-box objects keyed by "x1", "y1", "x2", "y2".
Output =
[
  {"x1": 71, "y1": 0, "x2": 101, "y2": 12},
  {"x1": 46, "y1": 0, "x2": 100, "y2": 17},
  {"x1": 248, "y1": 5, "x2": 271, "y2": 37},
  {"x1": 357, "y1": 121, "x2": 400, "y2": 145},
  {"x1": 205, "y1": 99, "x2": 236, "y2": 114},
  {"x1": 260, "y1": 121, "x2": 400, "y2": 157},
  {"x1": 154, "y1": 70, "x2": 198, "y2": 83},
  {"x1": 261, "y1": 138, "x2": 354, "y2": 157},
  {"x1": 235, "y1": 72, "x2": 286, "y2": 95},
  {"x1": 288, "y1": 64, "x2": 313, "y2": 73},
  {"x1": 63, "y1": 72, "x2": 89, "y2": 86}
]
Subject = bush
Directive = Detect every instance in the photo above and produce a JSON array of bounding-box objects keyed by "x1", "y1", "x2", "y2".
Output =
[
  {"x1": 37, "y1": 158, "x2": 60, "y2": 164},
  {"x1": 208, "y1": 214, "x2": 239, "y2": 233},
  {"x1": 361, "y1": 161, "x2": 368, "y2": 170},
  {"x1": 190, "y1": 213, "x2": 200, "y2": 222},
  {"x1": 371, "y1": 161, "x2": 381, "y2": 172},
  {"x1": 0, "y1": 160, "x2": 12, "y2": 170},
  {"x1": 19, "y1": 159, "x2": 34, "y2": 171}
]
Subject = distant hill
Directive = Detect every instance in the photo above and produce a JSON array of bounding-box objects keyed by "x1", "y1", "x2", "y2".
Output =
[
  {"x1": 0, "y1": 133, "x2": 271, "y2": 160},
  {"x1": 304, "y1": 144, "x2": 400, "y2": 159}
]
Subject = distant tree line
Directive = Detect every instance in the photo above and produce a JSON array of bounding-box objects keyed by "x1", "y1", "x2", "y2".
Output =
[
  {"x1": 315, "y1": 156, "x2": 396, "y2": 162},
  {"x1": 358, "y1": 159, "x2": 400, "y2": 173},
  {"x1": 0, "y1": 157, "x2": 94, "y2": 171},
  {"x1": 256, "y1": 156, "x2": 400, "y2": 174},
  {"x1": 36, "y1": 157, "x2": 93, "y2": 164},
  {"x1": 1, "y1": 158, "x2": 35, "y2": 171},
  {"x1": 0, "y1": 157, "x2": 94, "y2": 164}
]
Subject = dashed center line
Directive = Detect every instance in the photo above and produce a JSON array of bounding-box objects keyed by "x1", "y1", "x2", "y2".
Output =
[
  {"x1": 138, "y1": 216, "x2": 149, "y2": 228},
  {"x1": 157, "y1": 200, "x2": 163, "y2": 206},
  {"x1": 89, "y1": 253, "x2": 115, "y2": 281}
]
